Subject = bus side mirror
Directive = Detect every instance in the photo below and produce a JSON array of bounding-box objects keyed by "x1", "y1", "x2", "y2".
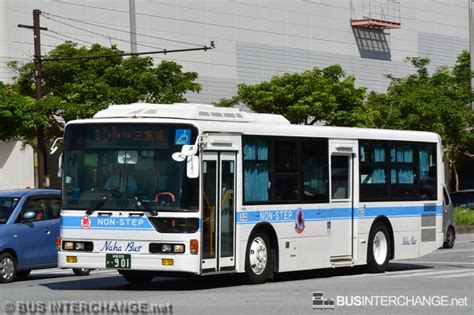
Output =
[
  {"x1": 172, "y1": 145, "x2": 199, "y2": 178},
  {"x1": 57, "y1": 153, "x2": 63, "y2": 178},
  {"x1": 187, "y1": 156, "x2": 199, "y2": 178}
]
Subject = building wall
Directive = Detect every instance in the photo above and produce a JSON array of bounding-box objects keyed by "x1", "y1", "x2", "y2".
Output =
[
  {"x1": 0, "y1": 141, "x2": 34, "y2": 190},
  {"x1": 0, "y1": 0, "x2": 469, "y2": 101}
]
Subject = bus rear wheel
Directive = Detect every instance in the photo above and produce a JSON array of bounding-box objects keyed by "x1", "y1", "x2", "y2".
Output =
[
  {"x1": 245, "y1": 232, "x2": 272, "y2": 284},
  {"x1": 121, "y1": 271, "x2": 154, "y2": 284},
  {"x1": 366, "y1": 222, "x2": 391, "y2": 273}
]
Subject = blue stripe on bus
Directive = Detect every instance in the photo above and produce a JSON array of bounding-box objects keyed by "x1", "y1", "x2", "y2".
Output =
[
  {"x1": 61, "y1": 205, "x2": 442, "y2": 229},
  {"x1": 61, "y1": 216, "x2": 154, "y2": 230},
  {"x1": 235, "y1": 205, "x2": 442, "y2": 224}
]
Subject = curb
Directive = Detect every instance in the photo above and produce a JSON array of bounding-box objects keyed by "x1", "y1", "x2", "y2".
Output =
[{"x1": 456, "y1": 226, "x2": 474, "y2": 234}]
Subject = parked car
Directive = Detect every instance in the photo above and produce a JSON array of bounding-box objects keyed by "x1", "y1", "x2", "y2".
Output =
[
  {"x1": 450, "y1": 189, "x2": 474, "y2": 210},
  {"x1": 0, "y1": 189, "x2": 90, "y2": 283},
  {"x1": 442, "y1": 187, "x2": 456, "y2": 249}
]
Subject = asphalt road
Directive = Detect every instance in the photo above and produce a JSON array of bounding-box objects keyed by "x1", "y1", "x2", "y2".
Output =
[{"x1": 1, "y1": 234, "x2": 473, "y2": 315}]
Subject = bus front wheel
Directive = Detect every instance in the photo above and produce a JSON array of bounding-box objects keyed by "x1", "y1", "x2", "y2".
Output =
[
  {"x1": 245, "y1": 232, "x2": 272, "y2": 284},
  {"x1": 121, "y1": 271, "x2": 154, "y2": 284},
  {"x1": 366, "y1": 222, "x2": 391, "y2": 273}
]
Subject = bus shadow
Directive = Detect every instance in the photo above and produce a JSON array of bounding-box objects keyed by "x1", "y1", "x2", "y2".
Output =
[
  {"x1": 273, "y1": 262, "x2": 432, "y2": 282},
  {"x1": 41, "y1": 262, "x2": 433, "y2": 291}
]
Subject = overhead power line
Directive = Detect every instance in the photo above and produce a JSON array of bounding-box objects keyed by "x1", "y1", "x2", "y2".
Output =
[
  {"x1": 41, "y1": 11, "x2": 204, "y2": 48},
  {"x1": 43, "y1": 30, "x2": 95, "y2": 47},
  {"x1": 41, "y1": 14, "x2": 164, "y2": 50}
]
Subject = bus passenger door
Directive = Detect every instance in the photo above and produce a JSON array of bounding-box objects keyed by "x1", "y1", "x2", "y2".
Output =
[
  {"x1": 201, "y1": 152, "x2": 236, "y2": 273},
  {"x1": 329, "y1": 140, "x2": 357, "y2": 263}
]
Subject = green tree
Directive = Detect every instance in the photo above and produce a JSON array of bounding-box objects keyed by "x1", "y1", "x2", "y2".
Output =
[
  {"x1": 216, "y1": 65, "x2": 367, "y2": 126},
  {"x1": 1, "y1": 41, "x2": 201, "y2": 187},
  {"x1": 364, "y1": 53, "x2": 473, "y2": 190}
]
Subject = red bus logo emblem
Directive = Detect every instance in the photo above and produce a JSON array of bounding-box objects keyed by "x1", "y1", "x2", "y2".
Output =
[
  {"x1": 81, "y1": 216, "x2": 91, "y2": 229},
  {"x1": 295, "y1": 208, "x2": 305, "y2": 234}
]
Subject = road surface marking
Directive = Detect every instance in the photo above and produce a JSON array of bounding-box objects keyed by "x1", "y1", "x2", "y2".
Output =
[
  {"x1": 429, "y1": 249, "x2": 474, "y2": 254},
  {"x1": 428, "y1": 271, "x2": 474, "y2": 279},
  {"x1": 382, "y1": 269, "x2": 471, "y2": 278},
  {"x1": 396, "y1": 260, "x2": 474, "y2": 265}
]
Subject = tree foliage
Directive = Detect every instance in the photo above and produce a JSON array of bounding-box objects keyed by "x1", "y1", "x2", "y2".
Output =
[
  {"x1": 365, "y1": 53, "x2": 473, "y2": 189},
  {"x1": 0, "y1": 41, "x2": 202, "y2": 186},
  {"x1": 216, "y1": 65, "x2": 367, "y2": 126},
  {"x1": 7, "y1": 42, "x2": 201, "y2": 127}
]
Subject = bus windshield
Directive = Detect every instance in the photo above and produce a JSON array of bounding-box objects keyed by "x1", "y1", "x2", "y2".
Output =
[{"x1": 63, "y1": 123, "x2": 199, "y2": 212}]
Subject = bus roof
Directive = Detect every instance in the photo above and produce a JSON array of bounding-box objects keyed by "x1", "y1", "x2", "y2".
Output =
[{"x1": 67, "y1": 103, "x2": 441, "y2": 143}]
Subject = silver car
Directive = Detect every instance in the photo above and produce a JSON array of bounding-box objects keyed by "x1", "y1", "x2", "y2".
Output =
[{"x1": 442, "y1": 186, "x2": 456, "y2": 249}]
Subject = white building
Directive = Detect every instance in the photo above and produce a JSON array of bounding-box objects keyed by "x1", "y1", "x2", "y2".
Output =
[{"x1": 0, "y1": 0, "x2": 470, "y2": 188}]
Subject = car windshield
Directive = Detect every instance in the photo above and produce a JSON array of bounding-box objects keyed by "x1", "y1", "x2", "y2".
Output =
[
  {"x1": 0, "y1": 197, "x2": 20, "y2": 223},
  {"x1": 451, "y1": 191, "x2": 474, "y2": 207},
  {"x1": 63, "y1": 123, "x2": 199, "y2": 212}
]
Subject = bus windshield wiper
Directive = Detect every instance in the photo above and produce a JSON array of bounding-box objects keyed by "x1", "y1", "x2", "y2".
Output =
[
  {"x1": 85, "y1": 192, "x2": 111, "y2": 216},
  {"x1": 130, "y1": 195, "x2": 158, "y2": 217}
]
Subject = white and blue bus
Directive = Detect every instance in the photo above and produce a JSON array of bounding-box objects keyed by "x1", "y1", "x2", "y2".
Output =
[{"x1": 58, "y1": 103, "x2": 444, "y2": 284}]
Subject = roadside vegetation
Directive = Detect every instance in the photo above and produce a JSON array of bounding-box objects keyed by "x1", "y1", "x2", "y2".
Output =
[
  {"x1": 455, "y1": 207, "x2": 474, "y2": 226},
  {"x1": 217, "y1": 51, "x2": 473, "y2": 191}
]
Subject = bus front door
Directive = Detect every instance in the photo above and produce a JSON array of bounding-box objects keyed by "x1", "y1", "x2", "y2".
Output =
[
  {"x1": 329, "y1": 140, "x2": 357, "y2": 263},
  {"x1": 201, "y1": 152, "x2": 236, "y2": 273}
]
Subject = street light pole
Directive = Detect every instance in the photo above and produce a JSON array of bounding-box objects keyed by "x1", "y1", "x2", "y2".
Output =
[{"x1": 129, "y1": 0, "x2": 137, "y2": 54}]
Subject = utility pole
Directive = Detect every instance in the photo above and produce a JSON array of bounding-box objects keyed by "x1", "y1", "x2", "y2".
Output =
[
  {"x1": 18, "y1": 9, "x2": 48, "y2": 188},
  {"x1": 470, "y1": 0, "x2": 474, "y2": 110},
  {"x1": 129, "y1": 0, "x2": 137, "y2": 54}
]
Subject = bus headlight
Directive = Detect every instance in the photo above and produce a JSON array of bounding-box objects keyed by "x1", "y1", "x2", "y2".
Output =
[
  {"x1": 74, "y1": 242, "x2": 85, "y2": 250},
  {"x1": 64, "y1": 241, "x2": 74, "y2": 250},
  {"x1": 173, "y1": 244, "x2": 185, "y2": 253},
  {"x1": 161, "y1": 244, "x2": 172, "y2": 253},
  {"x1": 62, "y1": 241, "x2": 93, "y2": 251}
]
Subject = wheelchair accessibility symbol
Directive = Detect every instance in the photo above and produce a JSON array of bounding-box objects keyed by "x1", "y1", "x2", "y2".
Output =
[{"x1": 174, "y1": 129, "x2": 191, "y2": 145}]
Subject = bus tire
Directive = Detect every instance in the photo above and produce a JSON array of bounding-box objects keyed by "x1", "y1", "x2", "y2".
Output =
[
  {"x1": 366, "y1": 222, "x2": 391, "y2": 273},
  {"x1": 245, "y1": 232, "x2": 272, "y2": 284},
  {"x1": 73, "y1": 268, "x2": 92, "y2": 276},
  {"x1": 121, "y1": 271, "x2": 154, "y2": 284},
  {"x1": 0, "y1": 252, "x2": 17, "y2": 283}
]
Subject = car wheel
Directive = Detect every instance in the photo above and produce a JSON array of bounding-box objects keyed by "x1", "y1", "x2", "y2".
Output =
[
  {"x1": 73, "y1": 268, "x2": 92, "y2": 276},
  {"x1": 0, "y1": 253, "x2": 17, "y2": 283},
  {"x1": 15, "y1": 270, "x2": 31, "y2": 280},
  {"x1": 121, "y1": 271, "x2": 154, "y2": 284},
  {"x1": 443, "y1": 226, "x2": 455, "y2": 249},
  {"x1": 245, "y1": 232, "x2": 272, "y2": 284},
  {"x1": 367, "y1": 222, "x2": 391, "y2": 273}
]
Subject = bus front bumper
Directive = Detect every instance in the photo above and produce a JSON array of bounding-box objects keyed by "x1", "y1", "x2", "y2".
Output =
[{"x1": 58, "y1": 252, "x2": 201, "y2": 274}]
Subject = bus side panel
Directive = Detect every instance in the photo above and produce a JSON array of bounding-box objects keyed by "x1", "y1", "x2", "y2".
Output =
[
  {"x1": 356, "y1": 203, "x2": 443, "y2": 262},
  {"x1": 236, "y1": 206, "x2": 335, "y2": 274}
]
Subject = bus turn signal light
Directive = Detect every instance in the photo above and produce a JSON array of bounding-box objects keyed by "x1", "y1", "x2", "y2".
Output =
[
  {"x1": 56, "y1": 236, "x2": 62, "y2": 250},
  {"x1": 190, "y1": 239, "x2": 199, "y2": 255}
]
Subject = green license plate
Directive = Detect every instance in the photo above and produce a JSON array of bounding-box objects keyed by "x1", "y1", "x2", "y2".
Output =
[{"x1": 105, "y1": 254, "x2": 131, "y2": 269}]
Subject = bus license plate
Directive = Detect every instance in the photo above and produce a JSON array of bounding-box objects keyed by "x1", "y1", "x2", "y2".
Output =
[{"x1": 106, "y1": 254, "x2": 131, "y2": 269}]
